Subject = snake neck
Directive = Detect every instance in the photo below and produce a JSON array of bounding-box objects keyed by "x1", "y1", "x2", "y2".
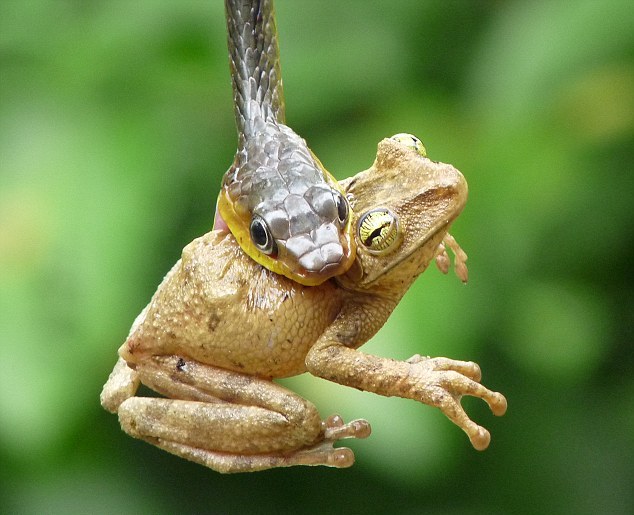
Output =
[{"x1": 226, "y1": 0, "x2": 286, "y2": 141}]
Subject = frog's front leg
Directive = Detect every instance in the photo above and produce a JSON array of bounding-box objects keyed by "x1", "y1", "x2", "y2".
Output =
[
  {"x1": 305, "y1": 304, "x2": 507, "y2": 451},
  {"x1": 105, "y1": 355, "x2": 370, "y2": 473}
]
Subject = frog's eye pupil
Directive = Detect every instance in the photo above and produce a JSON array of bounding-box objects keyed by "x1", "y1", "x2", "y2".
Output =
[
  {"x1": 250, "y1": 216, "x2": 277, "y2": 255},
  {"x1": 365, "y1": 227, "x2": 384, "y2": 245},
  {"x1": 335, "y1": 193, "x2": 349, "y2": 225}
]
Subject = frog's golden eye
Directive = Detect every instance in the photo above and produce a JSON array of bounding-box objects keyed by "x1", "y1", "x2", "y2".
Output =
[
  {"x1": 390, "y1": 133, "x2": 427, "y2": 157},
  {"x1": 358, "y1": 208, "x2": 401, "y2": 255}
]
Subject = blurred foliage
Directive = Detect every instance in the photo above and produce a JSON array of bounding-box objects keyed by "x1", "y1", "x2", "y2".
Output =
[{"x1": 1, "y1": 0, "x2": 633, "y2": 513}]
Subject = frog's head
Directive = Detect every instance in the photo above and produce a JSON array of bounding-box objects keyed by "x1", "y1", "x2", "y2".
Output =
[{"x1": 338, "y1": 135, "x2": 467, "y2": 293}]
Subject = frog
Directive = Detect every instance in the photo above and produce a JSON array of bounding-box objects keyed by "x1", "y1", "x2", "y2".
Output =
[{"x1": 100, "y1": 135, "x2": 507, "y2": 473}]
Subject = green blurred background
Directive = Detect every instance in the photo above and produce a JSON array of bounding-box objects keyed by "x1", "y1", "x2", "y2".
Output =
[{"x1": 1, "y1": 0, "x2": 633, "y2": 513}]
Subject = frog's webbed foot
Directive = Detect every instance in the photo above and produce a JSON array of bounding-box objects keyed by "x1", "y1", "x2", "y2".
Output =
[
  {"x1": 406, "y1": 355, "x2": 507, "y2": 450},
  {"x1": 279, "y1": 414, "x2": 371, "y2": 469}
]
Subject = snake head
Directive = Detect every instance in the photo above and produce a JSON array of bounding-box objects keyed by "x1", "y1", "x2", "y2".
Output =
[{"x1": 218, "y1": 123, "x2": 356, "y2": 286}]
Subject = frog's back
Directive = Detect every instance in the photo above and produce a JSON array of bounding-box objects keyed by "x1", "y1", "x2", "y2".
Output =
[{"x1": 120, "y1": 231, "x2": 342, "y2": 378}]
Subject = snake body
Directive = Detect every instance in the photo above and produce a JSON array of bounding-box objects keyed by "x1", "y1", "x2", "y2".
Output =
[{"x1": 218, "y1": 0, "x2": 355, "y2": 286}]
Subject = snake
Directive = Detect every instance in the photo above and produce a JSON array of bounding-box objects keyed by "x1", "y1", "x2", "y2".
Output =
[{"x1": 217, "y1": 0, "x2": 356, "y2": 286}]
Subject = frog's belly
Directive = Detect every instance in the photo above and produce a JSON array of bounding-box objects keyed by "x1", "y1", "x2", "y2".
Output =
[
  {"x1": 183, "y1": 281, "x2": 341, "y2": 378},
  {"x1": 121, "y1": 231, "x2": 343, "y2": 379}
]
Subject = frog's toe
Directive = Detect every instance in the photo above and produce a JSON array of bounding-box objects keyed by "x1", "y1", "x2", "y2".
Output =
[
  {"x1": 430, "y1": 392, "x2": 493, "y2": 451},
  {"x1": 323, "y1": 414, "x2": 371, "y2": 440},
  {"x1": 467, "y1": 425, "x2": 491, "y2": 451},
  {"x1": 327, "y1": 447, "x2": 355, "y2": 468},
  {"x1": 289, "y1": 441, "x2": 356, "y2": 468},
  {"x1": 489, "y1": 392, "x2": 508, "y2": 417},
  {"x1": 423, "y1": 356, "x2": 482, "y2": 381}
]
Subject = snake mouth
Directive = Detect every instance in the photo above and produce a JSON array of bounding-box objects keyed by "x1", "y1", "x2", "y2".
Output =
[
  {"x1": 297, "y1": 242, "x2": 352, "y2": 277},
  {"x1": 283, "y1": 222, "x2": 356, "y2": 285}
]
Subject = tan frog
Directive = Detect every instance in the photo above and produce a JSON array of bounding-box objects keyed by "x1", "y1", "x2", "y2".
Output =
[{"x1": 100, "y1": 135, "x2": 507, "y2": 473}]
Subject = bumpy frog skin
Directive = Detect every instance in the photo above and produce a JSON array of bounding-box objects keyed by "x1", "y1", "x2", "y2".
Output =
[{"x1": 101, "y1": 137, "x2": 507, "y2": 473}]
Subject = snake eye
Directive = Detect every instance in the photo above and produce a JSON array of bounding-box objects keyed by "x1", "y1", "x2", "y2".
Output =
[
  {"x1": 390, "y1": 133, "x2": 427, "y2": 157},
  {"x1": 335, "y1": 192, "x2": 349, "y2": 226},
  {"x1": 250, "y1": 216, "x2": 277, "y2": 255},
  {"x1": 358, "y1": 208, "x2": 401, "y2": 254}
]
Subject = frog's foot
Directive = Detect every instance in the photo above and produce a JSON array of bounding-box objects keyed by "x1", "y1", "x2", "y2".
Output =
[
  {"x1": 145, "y1": 437, "x2": 358, "y2": 473},
  {"x1": 435, "y1": 233, "x2": 468, "y2": 283},
  {"x1": 406, "y1": 355, "x2": 507, "y2": 450},
  {"x1": 279, "y1": 414, "x2": 371, "y2": 469}
]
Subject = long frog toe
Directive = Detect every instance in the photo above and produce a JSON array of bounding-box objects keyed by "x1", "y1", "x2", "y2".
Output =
[
  {"x1": 408, "y1": 355, "x2": 482, "y2": 382},
  {"x1": 429, "y1": 389, "x2": 493, "y2": 451},
  {"x1": 322, "y1": 414, "x2": 372, "y2": 441},
  {"x1": 435, "y1": 367, "x2": 508, "y2": 418},
  {"x1": 289, "y1": 440, "x2": 356, "y2": 469},
  {"x1": 466, "y1": 425, "x2": 491, "y2": 451},
  {"x1": 488, "y1": 392, "x2": 508, "y2": 417}
]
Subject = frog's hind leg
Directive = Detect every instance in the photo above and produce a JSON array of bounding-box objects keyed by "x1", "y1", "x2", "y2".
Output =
[
  {"x1": 140, "y1": 428, "x2": 359, "y2": 473},
  {"x1": 118, "y1": 355, "x2": 369, "y2": 472}
]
